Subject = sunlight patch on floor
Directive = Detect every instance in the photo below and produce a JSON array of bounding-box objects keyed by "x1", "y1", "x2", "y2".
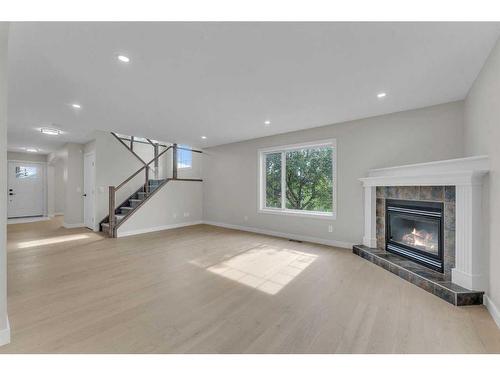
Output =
[
  {"x1": 202, "y1": 246, "x2": 318, "y2": 295},
  {"x1": 17, "y1": 234, "x2": 91, "y2": 249}
]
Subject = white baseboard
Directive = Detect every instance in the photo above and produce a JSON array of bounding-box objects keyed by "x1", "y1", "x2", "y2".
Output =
[
  {"x1": 54, "y1": 212, "x2": 64, "y2": 216},
  {"x1": 203, "y1": 221, "x2": 354, "y2": 249},
  {"x1": 484, "y1": 295, "x2": 500, "y2": 329},
  {"x1": 7, "y1": 216, "x2": 49, "y2": 224},
  {"x1": 117, "y1": 221, "x2": 203, "y2": 238},
  {"x1": 63, "y1": 222, "x2": 85, "y2": 229},
  {"x1": 0, "y1": 316, "x2": 10, "y2": 347}
]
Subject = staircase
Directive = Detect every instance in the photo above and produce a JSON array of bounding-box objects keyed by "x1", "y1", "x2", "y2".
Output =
[
  {"x1": 100, "y1": 179, "x2": 166, "y2": 235},
  {"x1": 100, "y1": 132, "x2": 203, "y2": 238}
]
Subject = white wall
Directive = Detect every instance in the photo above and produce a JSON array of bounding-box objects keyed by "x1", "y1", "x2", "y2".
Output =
[
  {"x1": 47, "y1": 151, "x2": 62, "y2": 215},
  {"x1": 464, "y1": 36, "x2": 500, "y2": 326},
  {"x1": 0, "y1": 22, "x2": 10, "y2": 346},
  {"x1": 203, "y1": 101, "x2": 465, "y2": 247},
  {"x1": 53, "y1": 156, "x2": 66, "y2": 214},
  {"x1": 132, "y1": 141, "x2": 154, "y2": 165},
  {"x1": 63, "y1": 143, "x2": 84, "y2": 227},
  {"x1": 47, "y1": 148, "x2": 68, "y2": 217},
  {"x1": 46, "y1": 164, "x2": 55, "y2": 217},
  {"x1": 117, "y1": 180, "x2": 203, "y2": 237},
  {"x1": 46, "y1": 143, "x2": 84, "y2": 226}
]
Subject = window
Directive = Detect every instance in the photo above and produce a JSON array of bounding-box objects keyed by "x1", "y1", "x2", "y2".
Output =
[
  {"x1": 16, "y1": 166, "x2": 38, "y2": 179},
  {"x1": 177, "y1": 145, "x2": 192, "y2": 169},
  {"x1": 259, "y1": 140, "x2": 336, "y2": 218}
]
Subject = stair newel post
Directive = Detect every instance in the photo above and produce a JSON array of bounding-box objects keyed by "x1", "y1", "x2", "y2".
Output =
[
  {"x1": 154, "y1": 143, "x2": 159, "y2": 180},
  {"x1": 145, "y1": 167, "x2": 149, "y2": 193},
  {"x1": 173, "y1": 143, "x2": 178, "y2": 180},
  {"x1": 109, "y1": 186, "x2": 116, "y2": 238}
]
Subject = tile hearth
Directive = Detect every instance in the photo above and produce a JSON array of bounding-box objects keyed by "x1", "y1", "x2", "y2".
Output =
[{"x1": 352, "y1": 245, "x2": 484, "y2": 306}]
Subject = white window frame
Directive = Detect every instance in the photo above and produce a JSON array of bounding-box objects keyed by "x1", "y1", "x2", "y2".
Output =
[{"x1": 258, "y1": 139, "x2": 337, "y2": 220}]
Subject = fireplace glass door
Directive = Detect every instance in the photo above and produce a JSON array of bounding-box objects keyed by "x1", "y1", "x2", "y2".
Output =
[
  {"x1": 388, "y1": 213, "x2": 440, "y2": 256},
  {"x1": 385, "y1": 200, "x2": 443, "y2": 272}
]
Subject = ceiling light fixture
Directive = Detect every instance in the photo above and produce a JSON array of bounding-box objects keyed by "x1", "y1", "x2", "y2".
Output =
[
  {"x1": 264, "y1": 120, "x2": 271, "y2": 126},
  {"x1": 201, "y1": 136, "x2": 207, "y2": 139},
  {"x1": 72, "y1": 103, "x2": 82, "y2": 109},
  {"x1": 25, "y1": 148, "x2": 38, "y2": 153},
  {"x1": 117, "y1": 55, "x2": 130, "y2": 63},
  {"x1": 41, "y1": 128, "x2": 61, "y2": 136},
  {"x1": 377, "y1": 92, "x2": 387, "y2": 99}
]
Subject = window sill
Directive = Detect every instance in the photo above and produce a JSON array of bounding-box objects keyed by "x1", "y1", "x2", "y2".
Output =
[{"x1": 258, "y1": 208, "x2": 336, "y2": 220}]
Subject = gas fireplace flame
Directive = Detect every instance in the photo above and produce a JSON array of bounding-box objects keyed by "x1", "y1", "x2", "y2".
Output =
[{"x1": 402, "y1": 227, "x2": 437, "y2": 251}]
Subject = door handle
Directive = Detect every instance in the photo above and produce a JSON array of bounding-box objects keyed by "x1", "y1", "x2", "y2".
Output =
[
  {"x1": 9, "y1": 193, "x2": 15, "y2": 196},
  {"x1": 82, "y1": 193, "x2": 87, "y2": 197}
]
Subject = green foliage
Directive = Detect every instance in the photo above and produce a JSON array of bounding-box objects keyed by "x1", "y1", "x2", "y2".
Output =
[
  {"x1": 265, "y1": 153, "x2": 281, "y2": 208},
  {"x1": 265, "y1": 147, "x2": 333, "y2": 212},
  {"x1": 285, "y1": 148, "x2": 333, "y2": 212}
]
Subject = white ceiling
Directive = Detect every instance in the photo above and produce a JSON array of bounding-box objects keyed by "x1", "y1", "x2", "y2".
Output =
[{"x1": 7, "y1": 22, "x2": 500, "y2": 153}]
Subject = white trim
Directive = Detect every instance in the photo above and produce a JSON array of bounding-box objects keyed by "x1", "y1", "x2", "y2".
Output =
[
  {"x1": 53, "y1": 212, "x2": 64, "y2": 216},
  {"x1": 258, "y1": 208, "x2": 336, "y2": 220},
  {"x1": 359, "y1": 171, "x2": 488, "y2": 187},
  {"x1": 484, "y1": 295, "x2": 500, "y2": 329},
  {"x1": 258, "y1": 138, "x2": 337, "y2": 218},
  {"x1": 7, "y1": 159, "x2": 47, "y2": 164},
  {"x1": 258, "y1": 138, "x2": 336, "y2": 154},
  {"x1": 0, "y1": 316, "x2": 10, "y2": 347},
  {"x1": 367, "y1": 155, "x2": 489, "y2": 176},
  {"x1": 63, "y1": 222, "x2": 85, "y2": 229},
  {"x1": 117, "y1": 221, "x2": 203, "y2": 237},
  {"x1": 7, "y1": 216, "x2": 49, "y2": 224},
  {"x1": 203, "y1": 220, "x2": 354, "y2": 249}
]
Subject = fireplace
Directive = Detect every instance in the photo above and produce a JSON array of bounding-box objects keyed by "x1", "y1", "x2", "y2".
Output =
[{"x1": 385, "y1": 199, "x2": 444, "y2": 272}]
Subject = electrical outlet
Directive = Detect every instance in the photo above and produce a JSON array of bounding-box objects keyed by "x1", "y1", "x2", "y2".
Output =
[{"x1": 328, "y1": 224, "x2": 333, "y2": 233}]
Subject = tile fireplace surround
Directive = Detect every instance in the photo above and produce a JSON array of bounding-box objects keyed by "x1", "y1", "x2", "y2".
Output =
[{"x1": 355, "y1": 156, "x2": 489, "y2": 305}]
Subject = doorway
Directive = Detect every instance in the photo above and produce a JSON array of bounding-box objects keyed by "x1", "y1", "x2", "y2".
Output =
[
  {"x1": 7, "y1": 161, "x2": 46, "y2": 218},
  {"x1": 83, "y1": 152, "x2": 95, "y2": 230}
]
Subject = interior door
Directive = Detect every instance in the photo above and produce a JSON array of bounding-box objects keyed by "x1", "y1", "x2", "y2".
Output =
[
  {"x1": 7, "y1": 161, "x2": 45, "y2": 218},
  {"x1": 83, "y1": 153, "x2": 95, "y2": 229}
]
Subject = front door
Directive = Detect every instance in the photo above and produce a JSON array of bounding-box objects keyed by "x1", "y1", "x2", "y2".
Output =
[{"x1": 7, "y1": 161, "x2": 45, "y2": 218}]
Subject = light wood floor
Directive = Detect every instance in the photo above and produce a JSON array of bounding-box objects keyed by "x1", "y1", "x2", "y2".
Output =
[{"x1": 1, "y1": 217, "x2": 500, "y2": 354}]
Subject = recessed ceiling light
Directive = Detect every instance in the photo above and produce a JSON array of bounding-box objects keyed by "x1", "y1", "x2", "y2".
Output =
[
  {"x1": 117, "y1": 55, "x2": 130, "y2": 63},
  {"x1": 25, "y1": 148, "x2": 38, "y2": 153},
  {"x1": 201, "y1": 136, "x2": 207, "y2": 139},
  {"x1": 377, "y1": 92, "x2": 387, "y2": 99},
  {"x1": 41, "y1": 128, "x2": 60, "y2": 136},
  {"x1": 72, "y1": 103, "x2": 81, "y2": 109},
  {"x1": 264, "y1": 120, "x2": 271, "y2": 126}
]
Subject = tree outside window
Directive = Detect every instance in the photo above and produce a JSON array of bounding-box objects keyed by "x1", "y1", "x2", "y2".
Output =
[{"x1": 260, "y1": 141, "x2": 335, "y2": 217}]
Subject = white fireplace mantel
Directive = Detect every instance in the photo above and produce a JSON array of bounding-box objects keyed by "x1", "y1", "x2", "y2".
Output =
[{"x1": 359, "y1": 156, "x2": 489, "y2": 291}]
